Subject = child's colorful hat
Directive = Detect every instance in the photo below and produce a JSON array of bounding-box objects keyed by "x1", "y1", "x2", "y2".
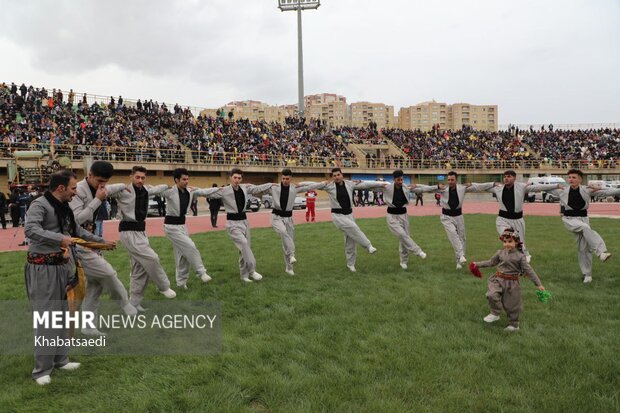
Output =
[{"x1": 500, "y1": 227, "x2": 521, "y2": 243}]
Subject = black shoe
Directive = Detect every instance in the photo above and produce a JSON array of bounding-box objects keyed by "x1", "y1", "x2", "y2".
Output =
[{"x1": 18, "y1": 242, "x2": 26, "y2": 246}]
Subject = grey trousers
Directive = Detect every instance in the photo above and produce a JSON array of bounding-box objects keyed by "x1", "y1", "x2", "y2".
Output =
[
  {"x1": 440, "y1": 214, "x2": 466, "y2": 262},
  {"x1": 496, "y1": 216, "x2": 529, "y2": 257},
  {"x1": 332, "y1": 213, "x2": 372, "y2": 267},
  {"x1": 226, "y1": 219, "x2": 256, "y2": 279},
  {"x1": 387, "y1": 213, "x2": 423, "y2": 263},
  {"x1": 487, "y1": 275, "x2": 522, "y2": 327},
  {"x1": 271, "y1": 215, "x2": 295, "y2": 271},
  {"x1": 77, "y1": 247, "x2": 130, "y2": 314},
  {"x1": 164, "y1": 224, "x2": 208, "y2": 286},
  {"x1": 562, "y1": 216, "x2": 607, "y2": 277},
  {"x1": 25, "y1": 262, "x2": 71, "y2": 379},
  {"x1": 120, "y1": 230, "x2": 171, "y2": 306}
]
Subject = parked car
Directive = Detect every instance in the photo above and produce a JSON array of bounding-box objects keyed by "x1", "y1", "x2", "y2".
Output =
[
  {"x1": 246, "y1": 196, "x2": 261, "y2": 212},
  {"x1": 542, "y1": 192, "x2": 560, "y2": 203},
  {"x1": 589, "y1": 180, "x2": 619, "y2": 202},
  {"x1": 261, "y1": 194, "x2": 273, "y2": 209},
  {"x1": 293, "y1": 196, "x2": 307, "y2": 209},
  {"x1": 261, "y1": 194, "x2": 306, "y2": 210},
  {"x1": 525, "y1": 176, "x2": 566, "y2": 202},
  {"x1": 147, "y1": 198, "x2": 159, "y2": 217}
]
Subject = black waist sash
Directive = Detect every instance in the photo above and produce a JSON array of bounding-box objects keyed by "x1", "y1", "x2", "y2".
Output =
[
  {"x1": 499, "y1": 210, "x2": 523, "y2": 219},
  {"x1": 561, "y1": 207, "x2": 587, "y2": 217},
  {"x1": 119, "y1": 221, "x2": 146, "y2": 231},
  {"x1": 387, "y1": 207, "x2": 407, "y2": 215},
  {"x1": 227, "y1": 212, "x2": 247, "y2": 221},
  {"x1": 272, "y1": 209, "x2": 293, "y2": 218},
  {"x1": 164, "y1": 216, "x2": 186, "y2": 225},
  {"x1": 442, "y1": 208, "x2": 462, "y2": 217}
]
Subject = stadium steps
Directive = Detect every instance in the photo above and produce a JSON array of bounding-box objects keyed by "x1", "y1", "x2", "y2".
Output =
[
  {"x1": 385, "y1": 137, "x2": 408, "y2": 158},
  {"x1": 339, "y1": 140, "x2": 369, "y2": 167},
  {"x1": 340, "y1": 132, "x2": 408, "y2": 167},
  {"x1": 163, "y1": 128, "x2": 195, "y2": 163}
]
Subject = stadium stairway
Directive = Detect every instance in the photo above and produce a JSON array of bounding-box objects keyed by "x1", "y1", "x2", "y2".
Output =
[
  {"x1": 341, "y1": 132, "x2": 408, "y2": 168},
  {"x1": 162, "y1": 128, "x2": 194, "y2": 163}
]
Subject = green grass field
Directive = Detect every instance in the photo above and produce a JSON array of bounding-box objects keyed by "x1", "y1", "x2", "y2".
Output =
[{"x1": 0, "y1": 215, "x2": 619, "y2": 413}]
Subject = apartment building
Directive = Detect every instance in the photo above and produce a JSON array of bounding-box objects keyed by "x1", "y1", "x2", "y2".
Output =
[
  {"x1": 305, "y1": 100, "x2": 349, "y2": 127},
  {"x1": 451, "y1": 103, "x2": 497, "y2": 131},
  {"x1": 349, "y1": 102, "x2": 395, "y2": 129},
  {"x1": 304, "y1": 93, "x2": 347, "y2": 107},
  {"x1": 398, "y1": 101, "x2": 497, "y2": 131},
  {"x1": 200, "y1": 101, "x2": 296, "y2": 123}
]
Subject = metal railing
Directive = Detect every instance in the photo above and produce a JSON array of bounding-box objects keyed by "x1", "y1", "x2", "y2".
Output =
[
  {"x1": 499, "y1": 123, "x2": 620, "y2": 131},
  {"x1": 2, "y1": 143, "x2": 618, "y2": 171},
  {"x1": 0, "y1": 143, "x2": 359, "y2": 169}
]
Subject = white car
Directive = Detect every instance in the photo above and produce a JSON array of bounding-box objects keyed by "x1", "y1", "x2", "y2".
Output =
[
  {"x1": 261, "y1": 195, "x2": 307, "y2": 210},
  {"x1": 148, "y1": 198, "x2": 162, "y2": 216},
  {"x1": 526, "y1": 176, "x2": 566, "y2": 202},
  {"x1": 293, "y1": 196, "x2": 307, "y2": 210}
]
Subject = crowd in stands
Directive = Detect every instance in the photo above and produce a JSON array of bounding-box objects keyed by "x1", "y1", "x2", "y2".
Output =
[
  {"x1": 0, "y1": 82, "x2": 185, "y2": 162},
  {"x1": 382, "y1": 126, "x2": 619, "y2": 167},
  {"x1": 0, "y1": 82, "x2": 357, "y2": 167},
  {"x1": 1, "y1": 82, "x2": 618, "y2": 169},
  {"x1": 521, "y1": 128, "x2": 620, "y2": 163},
  {"x1": 168, "y1": 113, "x2": 358, "y2": 167},
  {"x1": 382, "y1": 127, "x2": 534, "y2": 162}
]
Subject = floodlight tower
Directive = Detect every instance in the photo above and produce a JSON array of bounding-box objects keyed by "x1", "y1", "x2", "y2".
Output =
[{"x1": 278, "y1": 0, "x2": 320, "y2": 118}]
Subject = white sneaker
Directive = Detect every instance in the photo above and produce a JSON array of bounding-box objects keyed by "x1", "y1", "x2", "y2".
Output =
[
  {"x1": 81, "y1": 328, "x2": 106, "y2": 336},
  {"x1": 458, "y1": 256, "x2": 467, "y2": 265},
  {"x1": 483, "y1": 314, "x2": 500, "y2": 323},
  {"x1": 251, "y1": 272, "x2": 263, "y2": 281},
  {"x1": 418, "y1": 251, "x2": 427, "y2": 259},
  {"x1": 456, "y1": 263, "x2": 463, "y2": 270},
  {"x1": 599, "y1": 252, "x2": 612, "y2": 262},
  {"x1": 135, "y1": 305, "x2": 146, "y2": 312},
  {"x1": 289, "y1": 256, "x2": 297, "y2": 264},
  {"x1": 347, "y1": 265, "x2": 357, "y2": 272},
  {"x1": 59, "y1": 362, "x2": 81, "y2": 371},
  {"x1": 122, "y1": 303, "x2": 138, "y2": 316},
  {"x1": 285, "y1": 269, "x2": 295, "y2": 276},
  {"x1": 177, "y1": 284, "x2": 188, "y2": 290},
  {"x1": 583, "y1": 275, "x2": 593, "y2": 283},
  {"x1": 159, "y1": 288, "x2": 177, "y2": 299},
  {"x1": 526, "y1": 255, "x2": 532, "y2": 263},
  {"x1": 200, "y1": 273, "x2": 212, "y2": 282},
  {"x1": 241, "y1": 278, "x2": 253, "y2": 283},
  {"x1": 400, "y1": 262, "x2": 408, "y2": 270},
  {"x1": 505, "y1": 325, "x2": 520, "y2": 331},
  {"x1": 368, "y1": 246, "x2": 377, "y2": 254},
  {"x1": 35, "y1": 375, "x2": 51, "y2": 385}
]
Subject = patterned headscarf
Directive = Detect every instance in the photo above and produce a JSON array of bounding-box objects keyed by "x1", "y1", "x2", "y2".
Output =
[{"x1": 499, "y1": 227, "x2": 523, "y2": 251}]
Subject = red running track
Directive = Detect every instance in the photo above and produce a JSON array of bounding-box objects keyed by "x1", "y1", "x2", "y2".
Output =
[{"x1": 1, "y1": 201, "x2": 618, "y2": 252}]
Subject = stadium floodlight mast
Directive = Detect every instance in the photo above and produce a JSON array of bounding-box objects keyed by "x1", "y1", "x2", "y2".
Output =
[{"x1": 278, "y1": 0, "x2": 320, "y2": 118}]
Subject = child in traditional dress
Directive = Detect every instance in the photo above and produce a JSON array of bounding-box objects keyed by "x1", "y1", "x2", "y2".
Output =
[{"x1": 470, "y1": 228, "x2": 545, "y2": 331}]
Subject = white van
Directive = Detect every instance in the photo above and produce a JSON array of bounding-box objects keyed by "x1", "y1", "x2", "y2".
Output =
[
  {"x1": 525, "y1": 176, "x2": 567, "y2": 202},
  {"x1": 588, "y1": 180, "x2": 620, "y2": 202},
  {"x1": 587, "y1": 180, "x2": 613, "y2": 189}
]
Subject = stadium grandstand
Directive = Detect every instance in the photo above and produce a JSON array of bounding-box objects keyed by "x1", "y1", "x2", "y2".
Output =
[{"x1": 1, "y1": 81, "x2": 619, "y2": 192}]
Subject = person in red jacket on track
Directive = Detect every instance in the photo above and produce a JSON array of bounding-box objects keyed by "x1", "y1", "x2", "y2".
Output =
[{"x1": 305, "y1": 189, "x2": 317, "y2": 222}]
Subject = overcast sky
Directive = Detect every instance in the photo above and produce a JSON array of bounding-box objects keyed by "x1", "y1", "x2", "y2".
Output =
[{"x1": 1, "y1": 0, "x2": 618, "y2": 125}]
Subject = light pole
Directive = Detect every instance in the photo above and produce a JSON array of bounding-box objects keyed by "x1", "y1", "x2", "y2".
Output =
[{"x1": 278, "y1": 0, "x2": 320, "y2": 118}]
